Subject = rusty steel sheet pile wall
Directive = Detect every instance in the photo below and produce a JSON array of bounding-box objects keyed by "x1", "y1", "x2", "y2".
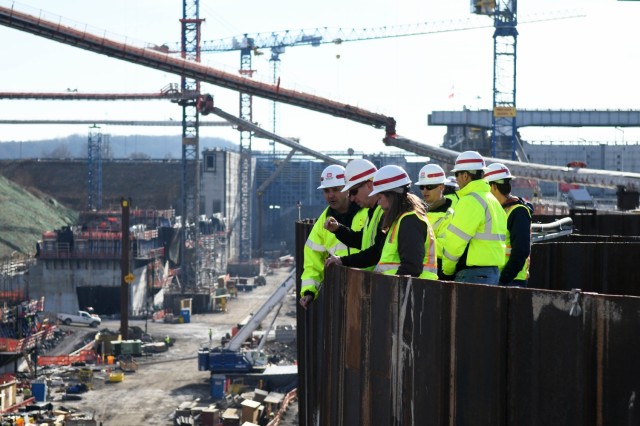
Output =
[
  {"x1": 530, "y1": 238, "x2": 640, "y2": 296},
  {"x1": 296, "y1": 221, "x2": 640, "y2": 425},
  {"x1": 534, "y1": 213, "x2": 640, "y2": 237}
]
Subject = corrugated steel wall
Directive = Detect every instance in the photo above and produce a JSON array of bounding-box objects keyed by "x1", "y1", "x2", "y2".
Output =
[{"x1": 296, "y1": 221, "x2": 640, "y2": 425}]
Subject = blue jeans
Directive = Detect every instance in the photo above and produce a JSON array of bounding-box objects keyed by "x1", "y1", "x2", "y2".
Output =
[{"x1": 455, "y1": 267, "x2": 500, "y2": 285}]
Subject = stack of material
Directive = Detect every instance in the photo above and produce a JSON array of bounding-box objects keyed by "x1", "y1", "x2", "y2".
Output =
[{"x1": 241, "y1": 399, "x2": 261, "y2": 424}]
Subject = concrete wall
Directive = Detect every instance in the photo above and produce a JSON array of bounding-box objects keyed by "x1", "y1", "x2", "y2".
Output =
[{"x1": 29, "y1": 259, "x2": 148, "y2": 315}]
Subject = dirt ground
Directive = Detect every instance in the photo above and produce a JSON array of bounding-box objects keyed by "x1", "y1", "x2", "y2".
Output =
[{"x1": 39, "y1": 267, "x2": 299, "y2": 425}]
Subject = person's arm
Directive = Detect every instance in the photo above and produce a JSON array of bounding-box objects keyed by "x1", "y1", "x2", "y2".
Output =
[
  {"x1": 340, "y1": 227, "x2": 385, "y2": 268},
  {"x1": 442, "y1": 198, "x2": 481, "y2": 276},
  {"x1": 396, "y1": 215, "x2": 426, "y2": 277},
  {"x1": 500, "y1": 208, "x2": 531, "y2": 284},
  {"x1": 333, "y1": 223, "x2": 364, "y2": 248},
  {"x1": 300, "y1": 220, "x2": 327, "y2": 301}
]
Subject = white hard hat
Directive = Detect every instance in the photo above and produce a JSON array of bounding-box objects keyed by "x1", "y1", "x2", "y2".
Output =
[
  {"x1": 317, "y1": 164, "x2": 346, "y2": 189},
  {"x1": 444, "y1": 176, "x2": 459, "y2": 189},
  {"x1": 484, "y1": 163, "x2": 513, "y2": 183},
  {"x1": 369, "y1": 165, "x2": 412, "y2": 196},
  {"x1": 451, "y1": 151, "x2": 486, "y2": 172},
  {"x1": 416, "y1": 164, "x2": 446, "y2": 186},
  {"x1": 341, "y1": 159, "x2": 378, "y2": 192}
]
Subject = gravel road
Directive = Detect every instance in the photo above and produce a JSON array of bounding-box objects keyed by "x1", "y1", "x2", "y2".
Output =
[{"x1": 43, "y1": 267, "x2": 298, "y2": 425}]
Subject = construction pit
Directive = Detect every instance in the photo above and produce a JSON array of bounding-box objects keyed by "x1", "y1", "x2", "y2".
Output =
[{"x1": 13, "y1": 266, "x2": 298, "y2": 426}]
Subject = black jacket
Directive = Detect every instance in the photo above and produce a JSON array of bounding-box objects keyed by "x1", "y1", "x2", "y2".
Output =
[{"x1": 500, "y1": 197, "x2": 534, "y2": 284}]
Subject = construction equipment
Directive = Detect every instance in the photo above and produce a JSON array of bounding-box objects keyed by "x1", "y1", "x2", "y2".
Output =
[
  {"x1": 201, "y1": 269, "x2": 295, "y2": 373},
  {"x1": 531, "y1": 217, "x2": 574, "y2": 243}
]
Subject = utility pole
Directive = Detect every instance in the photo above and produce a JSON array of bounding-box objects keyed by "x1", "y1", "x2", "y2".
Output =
[{"x1": 120, "y1": 197, "x2": 132, "y2": 340}]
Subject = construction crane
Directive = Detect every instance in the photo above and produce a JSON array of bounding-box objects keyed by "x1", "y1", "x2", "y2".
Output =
[
  {"x1": 185, "y1": 10, "x2": 580, "y2": 136},
  {"x1": 176, "y1": 0, "x2": 204, "y2": 290},
  {"x1": 472, "y1": 0, "x2": 518, "y2": 160}
]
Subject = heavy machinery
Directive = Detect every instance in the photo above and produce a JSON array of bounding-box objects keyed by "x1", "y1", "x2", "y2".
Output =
[{"x1": 199, "y1": 269, "x2": 296, "y2": 373}]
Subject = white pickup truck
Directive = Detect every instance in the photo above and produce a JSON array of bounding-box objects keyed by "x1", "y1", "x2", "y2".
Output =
[{"x1": 57, "y1": 310, "x2": 101, "y2": 327}]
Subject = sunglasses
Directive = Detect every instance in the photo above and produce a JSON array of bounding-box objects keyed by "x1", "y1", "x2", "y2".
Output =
[
  {"x1": 419, "y1": 184, "x2": 440, "y2": 191},
  {"x1": 349, "y1": 183, "x2": 365, "y2": 197}
]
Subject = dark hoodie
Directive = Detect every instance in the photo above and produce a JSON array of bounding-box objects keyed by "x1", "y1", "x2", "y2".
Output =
[{"x1": 500, "y1": 197, "x2": 534, "y2": 284}]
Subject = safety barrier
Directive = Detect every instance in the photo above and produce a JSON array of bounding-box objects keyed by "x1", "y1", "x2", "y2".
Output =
[
  {"x1": 37, "y1": 349, "x2": 97, "y2": 367},
  {"x1": 296, "y1": 221, "x2": 640, "y2": 425}
]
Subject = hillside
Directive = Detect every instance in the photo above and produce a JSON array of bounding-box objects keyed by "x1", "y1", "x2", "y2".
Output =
[
  {"x1": 0, "y1": 160, "x2": 183, "y2": 212},
  {"x1": 0, "y1": 174, "x2": 78, "y2": 258}
]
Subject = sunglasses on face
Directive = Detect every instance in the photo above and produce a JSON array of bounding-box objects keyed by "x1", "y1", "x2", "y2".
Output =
[
  {"x1": 419, "y1": 184, "x2": 439, "y2": 191},
  {"x1": 349, "y1": 183, "x2": 365, "y2": 197}
]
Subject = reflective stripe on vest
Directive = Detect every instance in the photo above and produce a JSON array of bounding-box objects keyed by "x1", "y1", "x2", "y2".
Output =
[
  {"x1": 374, "y1": 212, "x2": 438, "y2": 279},
  {"x1": 363, "y1": 205, "x2": 384, "y2": 250},
  {"x1": 300, "y1": 206, "x2": 362, "y2": 299}
]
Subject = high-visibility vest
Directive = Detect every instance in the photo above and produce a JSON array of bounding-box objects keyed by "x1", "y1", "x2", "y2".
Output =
[
  {"x1": 300, "y1": 206, "x2": 365, "y2": 299},
  {"x1": 444, "y1": 193, "x2": 459, "y2": 209},
  {"x1": 503, "y1": 203, "x2": 532, "y2": 281},
  {"x1": 427, "y1": 206, "x2": 454, "y2": 260},
  {"x1": 375, "y1": 212, "x2": 438, "y2": 280},
  {"x1": 358, "y1": 205, "x2": 384, "y2": 271},
  {"x1": 442, "y1": 179, "x2": 507, "y2": 276}
]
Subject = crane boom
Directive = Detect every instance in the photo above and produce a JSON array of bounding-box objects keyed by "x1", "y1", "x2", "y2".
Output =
[{"x1": 167, "y1": 10, "x2": 583, "y2": 54}]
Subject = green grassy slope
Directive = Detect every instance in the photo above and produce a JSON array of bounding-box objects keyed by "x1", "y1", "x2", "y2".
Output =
[{"x1": 0, "y1": 175, "x2": 78, "y2": 258}]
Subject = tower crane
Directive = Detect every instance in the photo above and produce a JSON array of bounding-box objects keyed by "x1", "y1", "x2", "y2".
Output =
[
  {"x1": 177, "y1": 0, "x2": 204, "y2": 290},
  {"x1": 472, "y1": 0, "x2": 518, "y2": 160}
]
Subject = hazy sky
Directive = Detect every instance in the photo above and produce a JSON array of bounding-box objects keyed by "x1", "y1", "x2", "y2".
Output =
[{"x1": 0, "y1": 0, "x2": 638, "y2": 154}]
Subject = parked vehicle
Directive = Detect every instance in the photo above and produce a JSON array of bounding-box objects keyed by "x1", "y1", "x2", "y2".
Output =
[{"x1": 57, "y1": 310, "x2": 101, "y2": 327}]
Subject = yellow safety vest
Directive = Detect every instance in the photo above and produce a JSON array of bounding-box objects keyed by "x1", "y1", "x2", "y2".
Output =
[
  {"x1": 427, "y1": 206, "x2": 454, "y2": 261},
  {"x1": 358, "y1": 205, "x2": 384, "y2": 271},
  {"x1": 444, "y1": 193, "x2": 459, "y2": 209},
  {"x1": 300, "y1": 206, "x2": 365, "y2": 299},
  {"x1": 375, "y1": 212, "x2": 438, "y2": 280},
  {"x1": 503, "y1": 203, "x2": 532, "y2": 281},
  {"x1": 442, "y1": 179, "x2": 507, "y2": 276}
]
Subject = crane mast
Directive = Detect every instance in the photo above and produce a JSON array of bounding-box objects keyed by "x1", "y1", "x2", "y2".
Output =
[
  {"x1": 238, "y1": 47, "x2": 253, "y2": 262},
  {"x1": 472, "y1": 0, "x2": 518, "y2": 160},
  {"x1": 179, "y1": 0, "x2": 203, "y2": 290}
]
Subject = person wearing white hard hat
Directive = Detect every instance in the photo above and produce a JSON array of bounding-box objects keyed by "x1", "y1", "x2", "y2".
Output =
[
  {"x1": 324, "y1": 159, "x2": 385, "y2": 271},
  {"x1": 441, "y1": 151, "x2": 507, "y2": 285},
  {"x1": 443, "y1": 176, "x2": 460, "y2": 208},
  {"x1": 299, "y1": 164, "x2": 366, "y2": 309},
  {"x1": 485, "y1": 163, "x2": 533, "y2": 287},
  {"x1": 367, "y1": 165, "x2": 438, "y2": 279},
  {"x1": 415, "y1": 164, "x2": 455, "y2": 278}
]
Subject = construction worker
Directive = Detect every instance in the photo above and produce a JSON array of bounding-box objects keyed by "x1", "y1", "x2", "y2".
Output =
[
  {"x1": 443, "y1": 175, "x2": 460, "y2": 208},
  {"x1": 369, "y1": 165, "x2": 438, "y2": 279},
  {"x1": 324, "y1": 159, "x2": 385, "y2": 270},
  {"x1": 441, "y1": 151, "x2": 507, "y2": 284},
  {"x1": 299, "y1": 164, "x2": 365, "y2": 309},
  {"x1": 415, "y1": 164, "x2": 454, "y2": 278},
  {"x1": 485, "y1": 163, "x2": 534, "y2": 287}
]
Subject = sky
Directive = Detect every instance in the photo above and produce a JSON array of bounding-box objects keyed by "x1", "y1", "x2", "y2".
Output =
[{"x1": 0, "y1": 0, "x2": 639, "y2": 155}]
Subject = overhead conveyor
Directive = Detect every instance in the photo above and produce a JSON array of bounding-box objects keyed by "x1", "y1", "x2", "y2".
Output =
[
  {"x1": 0, "y1": 4, "x2": 395, "y2": 133},
  {"x1": 2, "y1": 3, "x2": 639, "y2": 192}
]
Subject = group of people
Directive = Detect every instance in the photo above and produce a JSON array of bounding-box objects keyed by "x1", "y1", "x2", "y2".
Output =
[{"x1": 299, "y1": 150, "x2": 534, "y2": 309}]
